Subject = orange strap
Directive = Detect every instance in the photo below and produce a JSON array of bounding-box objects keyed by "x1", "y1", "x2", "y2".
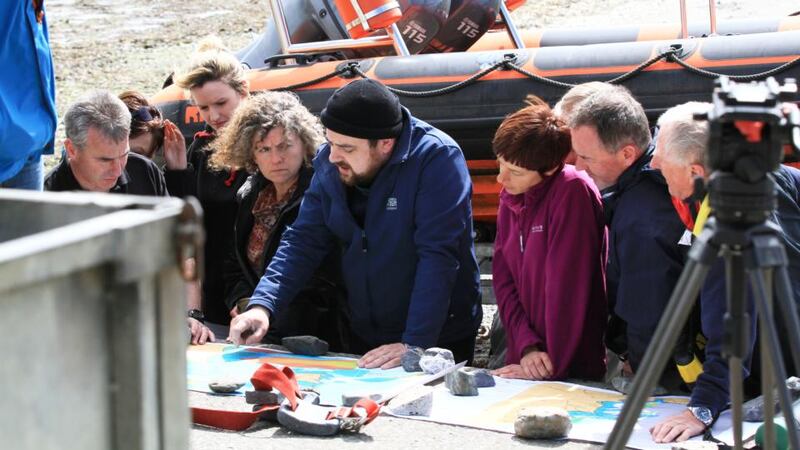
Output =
[
  {"x1": 326, "y1": 398, "x2": 381, "y2": 424},
  {"x1": 191, "y1": 363, "x2": 302, "y2": 431}
]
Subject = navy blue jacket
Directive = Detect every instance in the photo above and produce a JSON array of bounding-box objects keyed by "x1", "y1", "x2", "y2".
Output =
[
  {"x1": 602, "y1": 149, "x2": 688, "y2": 368},
  {"x1": 691, "y1": 165, "x2": 800, "y2": 416},
  {"x1": 249, "y1": 108, "x2": 482, "y2": 348}
]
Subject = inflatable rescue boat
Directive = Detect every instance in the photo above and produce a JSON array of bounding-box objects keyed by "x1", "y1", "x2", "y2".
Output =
[{"x1": 151, "y1": 0, "x2": 800, "y2": 237}]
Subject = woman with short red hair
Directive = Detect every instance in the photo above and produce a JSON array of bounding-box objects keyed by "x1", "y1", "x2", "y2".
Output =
[{"x1": 491, "y1": 97, "x2": 608, "y2": 381}]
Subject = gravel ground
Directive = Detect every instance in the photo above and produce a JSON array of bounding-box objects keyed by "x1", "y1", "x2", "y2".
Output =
[{"x1": 44, "y1": 1, "x2": 798, "y2": 448}]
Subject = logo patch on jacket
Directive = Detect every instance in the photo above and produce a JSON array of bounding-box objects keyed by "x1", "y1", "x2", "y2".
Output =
[
  {"x1": 386, "y1": 197, "x2": 398, "y2": 210},
  {"x1": 531, "y1": 225, "x2": 544, "y2": 233}
]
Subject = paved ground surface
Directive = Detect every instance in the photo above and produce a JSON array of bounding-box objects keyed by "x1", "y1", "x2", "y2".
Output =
[{"x1": 188, "y1": 390, "x2": 603, "y2": 450}]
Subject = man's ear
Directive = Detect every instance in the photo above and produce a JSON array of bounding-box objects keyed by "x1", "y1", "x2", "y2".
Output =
[
  {"x1": 690, "y1": 163, "x2": 707, "y2": 179},
  {"x1": 64, "y1": 139, "x2": 78, "y2": 160},
  {"x1": 620, "y1": 144, "x2": 639, "y2": 164},
  {"x1": 378, "y1": 138, "x2": 395, "y2": 157}
]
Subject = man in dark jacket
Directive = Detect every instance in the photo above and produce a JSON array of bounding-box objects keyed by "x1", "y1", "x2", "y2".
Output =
[
  {"x1": 569, "y1": 88, "x2": 688, "y2": 377},
  {"x1": 650, "y1": 101, "x2": 800, "y2": 443},
  {"x1": 229, "y1": 79, "x2": 482, "y2": 368},
  {"x1": 45, "y1": 90, "x2": 167, "y2": 196}
]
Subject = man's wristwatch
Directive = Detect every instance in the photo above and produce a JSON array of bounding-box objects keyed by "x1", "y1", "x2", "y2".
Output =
[
  {"x1": 188, "y1": 309, "x2": 205, "y2": 323},
  {"x1": 688, "y1": 406, "x2": 714, "y2": 428}
]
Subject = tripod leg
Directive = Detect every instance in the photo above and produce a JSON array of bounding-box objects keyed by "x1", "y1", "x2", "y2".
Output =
[
  {"x1": 760, "y1": 269, "x2": 776, "y2": 450},
  {"x1": 750, "y1": 269, "x2": 800, "y2": 450},
  {"x1": 725, "y1": 253, "x2": 748, "y2": 449},
  {"x1": 773, "y1": 266, "x2": 800, "y2": 376},
  {"x1": 604, "y1": 259, "x2": 710, "y2": 450}
]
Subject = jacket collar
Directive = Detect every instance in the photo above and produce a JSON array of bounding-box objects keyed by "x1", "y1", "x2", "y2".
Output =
[
  {"x1": 52, "y1": 157, "x2": 130, "y2": 193},
  {"x1": 500, "y1": 166, "x2": 563, "y2": 216},
  {"x1": 386, "y1": 107, "x2": 413, "y2": 166},
  {"x1": 601, "y1": 141, "x2": 667, "y2": 224}
]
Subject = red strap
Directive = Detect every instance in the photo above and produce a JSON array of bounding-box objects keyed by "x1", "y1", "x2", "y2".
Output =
[
  {"x1": 251, "y1": 364, "x2": 301, "y2": 410},
  {"x1": 326, "y1": 398, "x2": 381, "y2": 424},
  {"x1": 671, "y1": 196, "x2": 697, "y2": 231},
  {"x1": 190, "y1": 362, "x2": 302, "y2": 431},
  {"x1": 192, "y1": 404, "x2": 277, "y2": 431}
]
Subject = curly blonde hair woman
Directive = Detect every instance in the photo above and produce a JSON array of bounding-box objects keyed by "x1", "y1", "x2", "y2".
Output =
[
  {"x1": 211, "y1": 91, "x2": 347, "y2": 349},
  {"x1": 210, "y1": 90, "x2": 322, "y2": 176}
]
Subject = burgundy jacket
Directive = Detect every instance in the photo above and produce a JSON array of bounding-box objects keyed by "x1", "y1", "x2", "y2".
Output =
[{"x1": 493, "y1": 165, "x2": 608, "y2": 380}]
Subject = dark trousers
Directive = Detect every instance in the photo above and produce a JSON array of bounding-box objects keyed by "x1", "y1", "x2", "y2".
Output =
[{"x1": 349, "y1": 333, "x2": 476, "y2": 366}]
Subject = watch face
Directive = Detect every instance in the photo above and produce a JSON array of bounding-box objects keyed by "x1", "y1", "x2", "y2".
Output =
[{"x1": 690, "y1": 407, "x2": 713, "y2": 426}]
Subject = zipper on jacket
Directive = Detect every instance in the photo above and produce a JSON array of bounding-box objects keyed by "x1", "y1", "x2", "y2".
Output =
[
  {"x1": 361, "y1": 230, "x2": 368, "y2": 253},
  {"x1": 519, "y1": 232, "x2": 524, "y2": 253}
]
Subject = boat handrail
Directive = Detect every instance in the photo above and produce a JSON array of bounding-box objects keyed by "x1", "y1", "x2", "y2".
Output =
[
  {"x1": 679, "y1": 0, "x2": 719, "y2": 38},
  {"x1": 269, "y1": 0, "x2": 409, "y2": 56}
]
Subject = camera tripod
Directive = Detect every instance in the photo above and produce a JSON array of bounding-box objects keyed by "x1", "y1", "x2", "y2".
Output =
[{"x1": 604, "y1": 173, "x2": 800, "y2": 449}]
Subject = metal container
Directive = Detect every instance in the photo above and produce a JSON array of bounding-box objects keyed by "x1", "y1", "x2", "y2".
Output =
[{"x1": 0, "y1": 189, "x2": 199, "y2": 450}]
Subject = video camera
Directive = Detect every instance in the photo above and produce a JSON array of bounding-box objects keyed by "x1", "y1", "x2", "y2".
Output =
[{"x1": 695, "y1": 76, "x2": 800, "y2": 223}]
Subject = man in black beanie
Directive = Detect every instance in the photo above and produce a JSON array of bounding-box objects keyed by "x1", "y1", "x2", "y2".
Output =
[{"x1": 229, "y1": 79, "x2": 483, "y2": 369}]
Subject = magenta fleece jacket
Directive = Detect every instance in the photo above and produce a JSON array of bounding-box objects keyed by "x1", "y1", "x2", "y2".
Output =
[{"x1": 493, "y1": 165, "x2": 608, "y2": 380}]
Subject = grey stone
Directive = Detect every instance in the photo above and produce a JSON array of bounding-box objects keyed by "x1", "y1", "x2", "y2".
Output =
[
  {"x1": 464, "y1": 367, "x2": 495, "y2": 387},
  {"x1": 245, "y1": 390, "x2": 283, "y2": 405},
  {"x1": 514, "y1": 407, "x2": 572, "y2": 439},
  {"x1": 743, "y1": 376, "x2": 800, "y2": 422},
  {"x1": 208, "y1": 380, "x2": 245, "y2": 394},
  {"x1": 277, "y1": 398, "x2": 340, "y2": 436},
  {"x1": 611, "y1": 376, "x2": 667, "y2": 396},
  {"x1": 281, "y1": 335, "x2": 329, "y2": 356},
  {"x1": 341, "y1": 393, "x2": 381, "y2": 407},
  {"x1": 388, "y1": 386, "x2": 433, "y2": 416},
  {"x1": 401, "y1": 346, "x2": 425, "y2": 372},
  {"x1": 445, "y1": 368, "x2": 478, "y2": 396},
  {"x1": 419, "y1": 347, "x2": 455, "y2": 375}
]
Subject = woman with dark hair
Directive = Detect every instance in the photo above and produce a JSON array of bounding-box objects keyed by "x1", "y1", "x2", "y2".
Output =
[
  {"x1": 210, "y1": 91, "x2": 347, "y2": 349},
  {"x1": 491, "y1": 97, "x2": 608, "y2": 381},
  {"x1": 118, "y1": 90, "x2": 165, "y2": 159}
]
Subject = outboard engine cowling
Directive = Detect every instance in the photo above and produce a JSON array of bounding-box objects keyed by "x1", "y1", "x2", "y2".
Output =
[
  {"x1": 396, "y1": 0, "x2": 451, "y2": 54},
  {"x1": 424, "y1": 0, "x2": 500, "y2": 53}
]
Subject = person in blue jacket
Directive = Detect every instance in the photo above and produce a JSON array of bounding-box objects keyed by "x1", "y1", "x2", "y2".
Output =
[
  {"x1": 0, "y1": 0, "x2": 58, "y2": 190},
  {"x1": 228, "y1": 79, "x2": 482, "y2": 368},
  {"x1": 650, "y1": 101, "x2": 800, "y2": 443}
]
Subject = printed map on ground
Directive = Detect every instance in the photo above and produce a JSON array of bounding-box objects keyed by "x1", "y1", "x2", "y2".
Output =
[
  {"x1": 397, "y1": 378, "x2": 693, "y2": 449},
  {"x1": 187, "y1": 343, "x2": 427, "y2": 405}
]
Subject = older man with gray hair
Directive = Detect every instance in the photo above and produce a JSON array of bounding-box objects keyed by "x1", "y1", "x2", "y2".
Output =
[
  {"x1": 569, "y1": 87, "x2": 687, "y2": 388},
  {"x1": 649, "y1": 101, "x2": 800, "y2": 443},
  {"x1": 45, "y1": 90, "x2": 166, "y2": 195}
]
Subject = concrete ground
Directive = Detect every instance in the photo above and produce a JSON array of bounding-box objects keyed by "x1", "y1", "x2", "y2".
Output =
[{"x1": 189, "y1": 391, "x2": 603, "y2": 450}]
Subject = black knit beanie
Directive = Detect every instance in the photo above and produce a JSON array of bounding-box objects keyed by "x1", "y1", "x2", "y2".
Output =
[{"x1": 320, "y1": 79, "x2": 403, "y2": 139}]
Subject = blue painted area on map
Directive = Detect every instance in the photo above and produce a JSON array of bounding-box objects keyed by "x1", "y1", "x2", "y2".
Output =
[
  {"x1": 219, "y1": 346, "x2": 345, "y2": 363},
  {"x1": 569, "y1": 400, "x2": 665, "y2": 422}
]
